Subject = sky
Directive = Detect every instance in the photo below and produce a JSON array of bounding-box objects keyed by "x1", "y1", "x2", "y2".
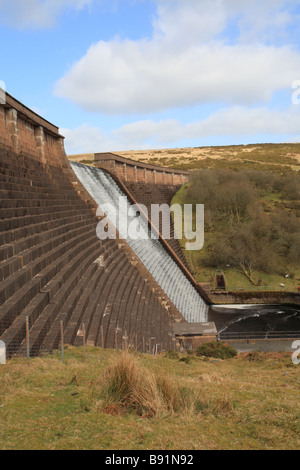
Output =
[{"x1": 0, "y1": 0, "x2": 300, "y2": 154}]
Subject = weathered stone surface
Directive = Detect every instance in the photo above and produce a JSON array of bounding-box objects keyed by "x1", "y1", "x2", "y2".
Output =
[{"x1": 0, "y1": 94, "x2": 185, "y2": 357}]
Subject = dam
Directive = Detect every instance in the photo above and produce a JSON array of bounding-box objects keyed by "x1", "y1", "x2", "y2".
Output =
[
  {"x1": 0, "y1": 92, "x2": 210, "y2": 357},
  {"x1": 0, "y1": 91, "x2": 299, "y2": 357}
]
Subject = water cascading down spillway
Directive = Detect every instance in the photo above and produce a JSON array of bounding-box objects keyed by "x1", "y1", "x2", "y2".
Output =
[{"x1": 71, "y1": 162, "x2": 209, "y2": 323}]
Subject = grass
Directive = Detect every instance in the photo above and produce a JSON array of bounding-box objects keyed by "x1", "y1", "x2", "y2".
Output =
[
  {"x1": 115, "y1": 143, "x2": 300, "y2": 173},
  {"x1": 0, "y1": 348, "x2": 299, "y2": 450},
  {"x1": 68, "y1": 144, "x2": 300, "y2": 174}
]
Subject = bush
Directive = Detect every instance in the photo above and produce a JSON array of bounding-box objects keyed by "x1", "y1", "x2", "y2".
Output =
[
  {"x1": 196, "y1": 342, "x2": 238, "y2": 360},
  {"x1": 165, "y1": 350, "x2": 180, "y2": 360},
  {"x1": 179, "y1": 356, "x2": 192, "y2": 364}
]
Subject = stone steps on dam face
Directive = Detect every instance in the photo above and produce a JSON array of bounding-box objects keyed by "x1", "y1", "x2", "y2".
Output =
[
  {"x1": 0, "y1": 147, "x2": 178, "y2": 355},
  {"x1": 6, "y1": 237, "x2": 103, "y2": 357},
  {"x1": 0, "y1": 222, "x2": 98, "y2": 308},
  {"x1": 0, "y1": 212, "x2": 94, "y2": 247}
]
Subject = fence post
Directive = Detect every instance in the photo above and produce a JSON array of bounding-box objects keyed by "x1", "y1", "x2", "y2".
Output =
[
  {"x1": 26, "y1": 316, "x2": 30, "y2": 363},
  {"x1": 115, "y1": 328, "x2": 118, "y2": 352},
  {"x1": 0, "y1": 341, "x2": 6, "y2": 365},
  {"x1": 101, "y1": 325, "x2": 104, "y2": 360},
  {"x1": 82, "y1": 323, "x2": 86, "y2": 358},
  {"x1": 61, "y1": 321, "x2": 64, "y2": 363}
]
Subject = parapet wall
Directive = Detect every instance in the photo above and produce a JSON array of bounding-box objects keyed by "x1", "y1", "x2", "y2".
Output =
[
  {"x1": 0, "y1": 91, "x2": 99, "y2": 212},
  {"x1": 211, "y1": 290, "x2": 300, "y2": 306},
  {"x1": 95, "y1": 152, "x2": 190, "y2": 185},
  {"x1": 0, "y1": 92, "x2": 67, "y2": 168}
]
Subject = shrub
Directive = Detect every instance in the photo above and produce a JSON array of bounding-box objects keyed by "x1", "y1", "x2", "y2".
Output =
[
  {"x1": 165, "y1": 350, "x2": 180, "y2": 360},
  {"x1": 196, "y1": 342, "x2": 238, "y2": 360},
  {"x1": 179, "y1": 356, "x2": 192, "y2": 364}
]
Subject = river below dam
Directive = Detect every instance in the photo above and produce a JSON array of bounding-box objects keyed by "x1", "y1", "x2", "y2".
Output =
[{"x1": 208, "y1": 304, "x2": 300, "y2": 341}]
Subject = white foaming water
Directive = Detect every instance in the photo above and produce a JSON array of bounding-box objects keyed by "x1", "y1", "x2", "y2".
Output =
[
  {"x1": 211, "y1": 304, "x2": 268, "y2": 310},
  {"x1": 71, "y1": 162, "x2": 209, "y2": 323}
]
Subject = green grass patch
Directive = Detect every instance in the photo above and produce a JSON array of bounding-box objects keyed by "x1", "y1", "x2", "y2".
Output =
[{"x1": 0, "y1": 348, "x2": 299, "y2": 450}]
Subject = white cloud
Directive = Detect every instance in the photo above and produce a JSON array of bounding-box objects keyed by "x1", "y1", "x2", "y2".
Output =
[
  {"x1": 62, "y1": 105, "x2": 300, "y2": 153},
  {"x1": 55, "y1": 0, "x2": 300, "y2": 114},
  {"x1": 0, "y1": 0, "x2": 93, "y2": 29},
  {"x1": 152, "y1": 0, "x2": 229, "y2": 47},
  {"x1": 183, "y1": 106, "x2": 300, "y2": 138},
  {"x1": 55, "y1": 41, "x2": 300, "y2": 114},
  {"x1": 231, "y1": 0, "x2": 300, "y2": 44},
  {"x1": 61, "y1": 124, "x2": 110, "y2": 154}
]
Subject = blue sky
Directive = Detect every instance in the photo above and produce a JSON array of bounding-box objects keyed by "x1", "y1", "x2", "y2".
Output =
[{"x1": 1, "y1": 0, "x2": 300, "y2": 154}]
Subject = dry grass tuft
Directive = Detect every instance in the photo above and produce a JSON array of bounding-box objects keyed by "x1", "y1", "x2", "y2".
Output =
[
  {"x1": 198, "y1": 372, "x2": 225, "y2": 384},
  {"x1": 100, "y1": 352, "x2": 198, "y2": 417},
  {"x1": 211, "y1": 395, "x2": 235, "y2": 416}
]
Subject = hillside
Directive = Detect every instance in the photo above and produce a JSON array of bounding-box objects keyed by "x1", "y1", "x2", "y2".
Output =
[
  {"x1": 68, "y1": 143, "x2": 300, "y2": 172},
  {"x1": 172, "y1": 169, "x2": 300, "y2": 291}
]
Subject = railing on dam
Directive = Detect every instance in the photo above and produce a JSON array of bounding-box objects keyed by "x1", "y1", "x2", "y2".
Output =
[
  {"x1": 94, "y1": 152, "x2": 190, "y2": 185},
  {"x1": 71, "y1": 162, "x2": 209, "y2": 323},
  {"x1": 220, "y1": 330, "x2": 300, "y2": 340}
]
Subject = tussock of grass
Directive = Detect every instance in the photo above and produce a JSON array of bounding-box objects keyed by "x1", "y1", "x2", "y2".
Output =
[
  {"x1": 100, "y1": 353, "x2": 198, "y2": 417},
  {"x1": 101, "y1": 353, "x2": 160, "y2": 417},
  {"x1": 211, "y1": 395, "x2": 236, "y2": 416}
]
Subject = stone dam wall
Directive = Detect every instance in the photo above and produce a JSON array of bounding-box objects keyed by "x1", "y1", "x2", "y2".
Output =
[{"x1": 0, "y1": 93, "x2": 211, "y2": 357}]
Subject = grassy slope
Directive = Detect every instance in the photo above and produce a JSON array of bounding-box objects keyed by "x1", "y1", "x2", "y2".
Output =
[
  {"x1": 172, "y1": 185, "x2": 300, "y2": 290},
  {"x1": 116, "y1": 143, "x2": 300, "y2": 172},
  {"x1": 167, "y1": 146, "x2": 300, "y2": 290},
  {"x1": 68, "y1": 143, "x2": 300, "y2": 172},
  {"x1": 0, "y1": 348, "x2": 299, "y2": 450}
]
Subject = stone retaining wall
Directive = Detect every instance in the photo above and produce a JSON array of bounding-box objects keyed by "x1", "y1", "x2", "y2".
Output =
[{"x1": 94, "y1": 152, "x2": 190, "y2": 185}]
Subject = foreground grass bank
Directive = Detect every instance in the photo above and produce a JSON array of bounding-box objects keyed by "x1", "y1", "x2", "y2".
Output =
[{"x1": 0, "y1": 348, "x2": 299, "y2": 450}]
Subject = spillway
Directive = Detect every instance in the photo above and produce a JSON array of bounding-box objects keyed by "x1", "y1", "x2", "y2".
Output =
[{"x1": 71, "y1": 162, "x2": 209, "y2": 323}]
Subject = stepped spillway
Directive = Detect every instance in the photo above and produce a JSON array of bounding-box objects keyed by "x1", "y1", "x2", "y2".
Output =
[{"x1": 71, "y1": 162, "x2": 209, "y2": 323}]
